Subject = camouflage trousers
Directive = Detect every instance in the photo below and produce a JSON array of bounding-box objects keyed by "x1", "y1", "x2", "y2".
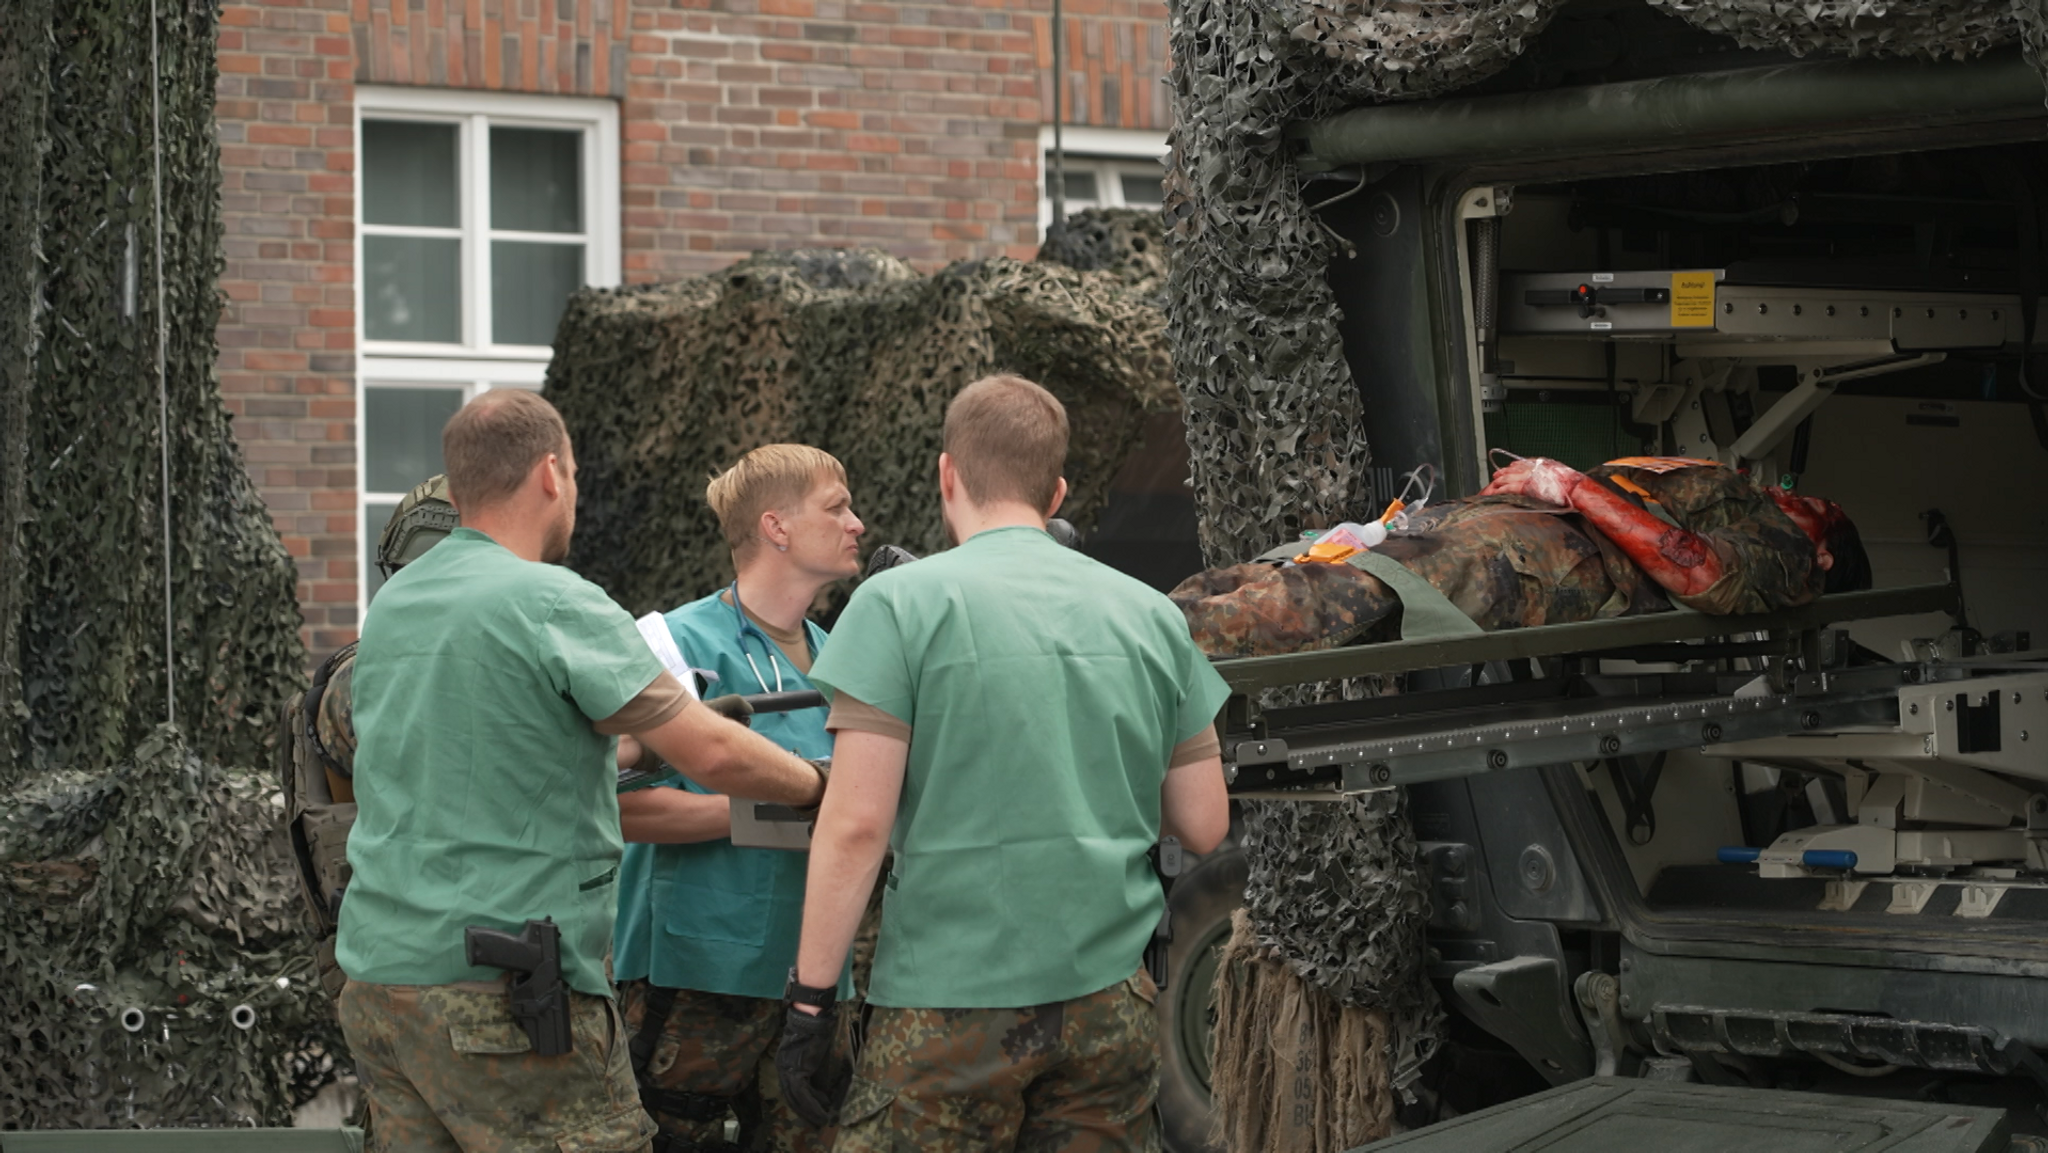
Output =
[
  {"x1": 836, "y1": 971, "x2": 1161, "y2": 1153},
  {"x1": 618, "y1": 981, "x2": 831, "y2": 1153},
  {"x1": 337, "y1": 979, "x2": 657, "y2": 1153}
]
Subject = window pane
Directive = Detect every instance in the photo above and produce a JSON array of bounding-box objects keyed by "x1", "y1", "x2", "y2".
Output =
[
  {"x1": 492, "y1": 127, "x2": 582, "y2": 234},
  {"x1": 1044, "y1": 169, "x2": 1098, "y2": 202},
  {"x1": 1120, "y1": 172, "x2": 1164, "y2": 206},
  {"x1": 364, "y1": 235, "x2": 462, "y2": 343},
  {"x1": 492, "y1": 241, "x2": 583, "y2": 346},
  {"x1": 365, "y1": 386, "x2": 463, "y2": 494},
  {"x1": 363, "y1": 121, "x2": 459, "y2": 228},
  {"x1": 365, "y1": 500, "x2": 400, "y2": 602}
]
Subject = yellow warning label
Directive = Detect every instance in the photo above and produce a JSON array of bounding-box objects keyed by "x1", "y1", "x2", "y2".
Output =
[{"x1": 1670, "y1": 271, "x2": 1716, "y2": 328}]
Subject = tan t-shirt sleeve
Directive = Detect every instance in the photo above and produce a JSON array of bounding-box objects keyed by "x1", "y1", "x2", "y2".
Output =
[
  {"x1": 592, "y1": 669, "x2": 694, "y2": 735},
  {"x1": 826, "y1": 693, "x2": 912, "y2": 743},
  {"x1": 1168, "y1": 727, "x2": 1220, "y2": 769}
]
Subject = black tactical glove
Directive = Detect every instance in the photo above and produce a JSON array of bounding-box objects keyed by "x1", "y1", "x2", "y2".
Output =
[
  {"x1": 791, "y1": 758, "x2": 830, "y2": 818},
  {"x1": 774, "y1": 1002, "x2": 849, "y2": 1129},
  {"x1": 704, "y1": 694, "x2": 753, "y2": 725}
]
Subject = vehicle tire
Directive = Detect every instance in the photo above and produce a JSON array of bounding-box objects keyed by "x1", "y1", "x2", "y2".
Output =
[{"x1": 1156, "y1": 842, "x2": 1247, "y2": 1153}]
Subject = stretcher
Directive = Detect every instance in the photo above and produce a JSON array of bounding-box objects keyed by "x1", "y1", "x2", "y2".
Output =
[
  {"x1": 1216, "y1": 583, "x2": 2048, "y2": 879},
  {"x1": 1217, "y1": 584, "x2": 1958, "y2": 794}
]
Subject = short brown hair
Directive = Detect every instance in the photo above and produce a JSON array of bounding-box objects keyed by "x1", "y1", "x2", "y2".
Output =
[
  {"x1": 705, "y1": 444, "x2": 847, "y2": 554},
  {"x1": 943, "y1": 375, "x2": 1067, "y2": 510},
  {"x1": 441, "y1": 390, "x2": 570, "y2": 510}
]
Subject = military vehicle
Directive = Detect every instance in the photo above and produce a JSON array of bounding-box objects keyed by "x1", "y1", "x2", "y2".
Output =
[{"x1": 1151, "y1": 3, "x2": 2048, "y2": 1149}]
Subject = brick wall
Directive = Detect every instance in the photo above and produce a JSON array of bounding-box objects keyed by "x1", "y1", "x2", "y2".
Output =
[
  {"x1": 1041, "y1": 2, "x2": 1173, "y2": 133},
  {"x1": 216, "y1": 0, "x2": 1170, "y2": 664},
  {"x1": 215, "y1": 0, "x2": 359, "y2": 660},
  {"x1": 351, "y1": 0, "x2": 631, "y2": 94},
  {"x1": 609, "y1": 0, "x2": 1168, "y2": 279}
]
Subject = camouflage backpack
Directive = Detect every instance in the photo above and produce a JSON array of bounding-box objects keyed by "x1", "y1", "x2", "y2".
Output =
[{"x1": 279, "y1": 475, "x2": 456, "y2": 995}]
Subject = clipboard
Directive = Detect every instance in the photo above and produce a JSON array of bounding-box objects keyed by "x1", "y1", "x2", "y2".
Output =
[{"x1": 729, "y1": 799, "x2": 815, "y2": 851}]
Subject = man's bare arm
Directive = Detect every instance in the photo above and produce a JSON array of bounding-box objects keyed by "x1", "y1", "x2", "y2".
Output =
[
  {"x1": 792, "y1": 728, "x2": 906, "y2": 998},
  {"x1": 1161, "y1": 755, "x2": 1229, "y2": 854},
  {"x1": 635, "y1": 704, "x2": 825, "y2": 807},
  {"x1": 618, "y1": 788, "x2": 732, "y2": 844}
]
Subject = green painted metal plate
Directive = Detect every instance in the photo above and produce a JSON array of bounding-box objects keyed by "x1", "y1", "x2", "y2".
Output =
[
  {"x1": 1, "y1": 1130, "x2": 363, "y2": 1153},
  {"x1": 1352, "y1": 1078, "x2": 2013, "y2": 1152}
]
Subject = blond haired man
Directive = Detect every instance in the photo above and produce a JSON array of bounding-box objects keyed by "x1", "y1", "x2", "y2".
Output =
[
  {"x1": 337, "y1": 392, "x2": 828, "y2": 1153},
  {"x1": 777, "y1": 376, "x2": 1232, "y2": 1151},
  {"x1": 614, "y1": 444, "x2": 865, "y2": 1153}
]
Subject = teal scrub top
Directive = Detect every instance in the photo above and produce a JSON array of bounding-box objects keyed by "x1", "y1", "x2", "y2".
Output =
[
  {"x1": 808, "y1": 526, "x2": 1232, "y2": 1009},
  {"x1": 338, "y1": 528, "x2": 664, "y2": 996},
  {"x1": 612, "y1": 590, "x2": 851, "y2": 1000}
]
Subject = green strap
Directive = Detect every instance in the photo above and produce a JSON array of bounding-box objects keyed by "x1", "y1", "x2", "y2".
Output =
[
  {"x1": 1344, "y1": 550, "x2": 1485, "y2": 640},
  {"x1": 1251, "y1": 538, "x2": 1307, "y2": 565}
]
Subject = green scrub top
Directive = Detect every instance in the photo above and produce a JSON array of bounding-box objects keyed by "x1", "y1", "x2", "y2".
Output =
[
  {"x1": 337, "y1": 528, "x2": 665, "y2": 997},
  {"x1": 808, "y1": 525, "x2": 1231, "y2": 1009},
  {"x1": 612, "y1": 591, "x2": 850, "y2": 1001}
]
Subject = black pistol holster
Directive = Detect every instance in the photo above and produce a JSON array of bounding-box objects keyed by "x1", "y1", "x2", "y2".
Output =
[
  {"x1": 464, "y1": 917, "x2": 574, "y2": 1056},
  {"x1": 1145, "y1": 836, "x2": 1183, "y2": 990}
]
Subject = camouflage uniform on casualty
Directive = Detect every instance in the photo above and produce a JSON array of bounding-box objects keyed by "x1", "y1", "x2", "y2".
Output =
[
  {"x1": 835, "y1": 972, "x2": 1162, "y2": 1153},
  {"x1": 1171, "y1": 459, "x2": 1853, "y2": 658},
  {"x1": 617, "y1": 982, "x2": 831, "y2": 1153},
  {"x1": 338, "y1": 980, "x2": 656, "y2": 1153}
]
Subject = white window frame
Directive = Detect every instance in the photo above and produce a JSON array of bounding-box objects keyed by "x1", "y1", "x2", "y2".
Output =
[
  {"x1": 355, "y1": 87, "x2": 619, "y2": 617},
  {"x1": 356, "y1": 86, "x2": 620, "y2": 360},
  {"x1": 1037, "y1": 126, "x2": 1169, "y2": 234}
]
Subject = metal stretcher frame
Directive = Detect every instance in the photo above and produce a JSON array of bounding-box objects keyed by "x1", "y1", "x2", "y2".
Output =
[
  {"x1": 1214, "y1": 584, "x2": 1962, "y2": 797},
  {"x1": 1213, "y1": 583, "x2": 1958, "y2": 694}
]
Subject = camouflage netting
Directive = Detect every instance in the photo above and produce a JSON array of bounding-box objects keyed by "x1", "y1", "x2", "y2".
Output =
[
  {"x1": 3, "y1": 730, "x2": 340, "y2": 1127},
  {"x1": 547, "y1": 230, "x2": 1177, "y2": 617},
  {"x1": 2, "y1": 0, "x2": 331, "y2": 1129},
  {"x1": 1037, "y1": 207, "x2": 1169, "y2": 290},
  {"x1": 1283, "y1": 0, "x2": 1566, "y2": 90},
  {"x1": 1645, "y1": 0, "x2": 2026, "y2": 60},
  {"x1": 1166, "y1": 0, "x2": 2048, "y2": 1142}
]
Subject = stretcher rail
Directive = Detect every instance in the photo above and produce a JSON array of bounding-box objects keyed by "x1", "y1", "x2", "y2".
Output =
[
  {"x1": 1215, "y1": 584, "x2": 1966, "y2": 798},
  {"x1": 1212, "y1": 583, "x2": 1958, "y2": 694}
]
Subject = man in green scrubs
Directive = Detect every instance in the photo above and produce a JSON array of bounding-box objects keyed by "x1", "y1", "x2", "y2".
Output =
[
  {"x1": 613, "y1": 444, "x2": 864, "y2": 1152},
  {"x1": 775, "y1": 375, "x2": 1234, "y2": 1152},
  {"x1": 336, "y1": 390, "x2": 829, "y2": 1153}
]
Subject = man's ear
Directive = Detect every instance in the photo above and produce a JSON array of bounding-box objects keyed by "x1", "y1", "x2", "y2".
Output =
[
  {"x1": 1045, "y1": 477, "x2": 1068, "y2": 518},
  {"x1": 937, "y1": 453, "x2": 956, "y2": 502},
  {"x1": 538, "y1": 453, "x2": 563, "y2": 500}
]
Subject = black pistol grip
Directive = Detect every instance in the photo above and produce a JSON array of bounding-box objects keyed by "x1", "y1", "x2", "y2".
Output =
[{"x1": 463, "y1": 925, "x2": 536, "y2": 971}]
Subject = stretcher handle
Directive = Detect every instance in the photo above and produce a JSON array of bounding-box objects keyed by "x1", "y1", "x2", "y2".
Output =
[{"x1": 739, "y1": 689, "x2": 827, "y2": 715}]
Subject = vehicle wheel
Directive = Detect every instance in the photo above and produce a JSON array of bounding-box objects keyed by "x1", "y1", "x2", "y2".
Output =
[{"x1": 1156, "y1": 843, "x2": 1247, "y2": 1153}]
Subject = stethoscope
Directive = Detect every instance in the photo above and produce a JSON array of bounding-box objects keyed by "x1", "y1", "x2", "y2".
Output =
[{"x1": 728, "y1": 580, "x2": 789, "y2": 695}]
